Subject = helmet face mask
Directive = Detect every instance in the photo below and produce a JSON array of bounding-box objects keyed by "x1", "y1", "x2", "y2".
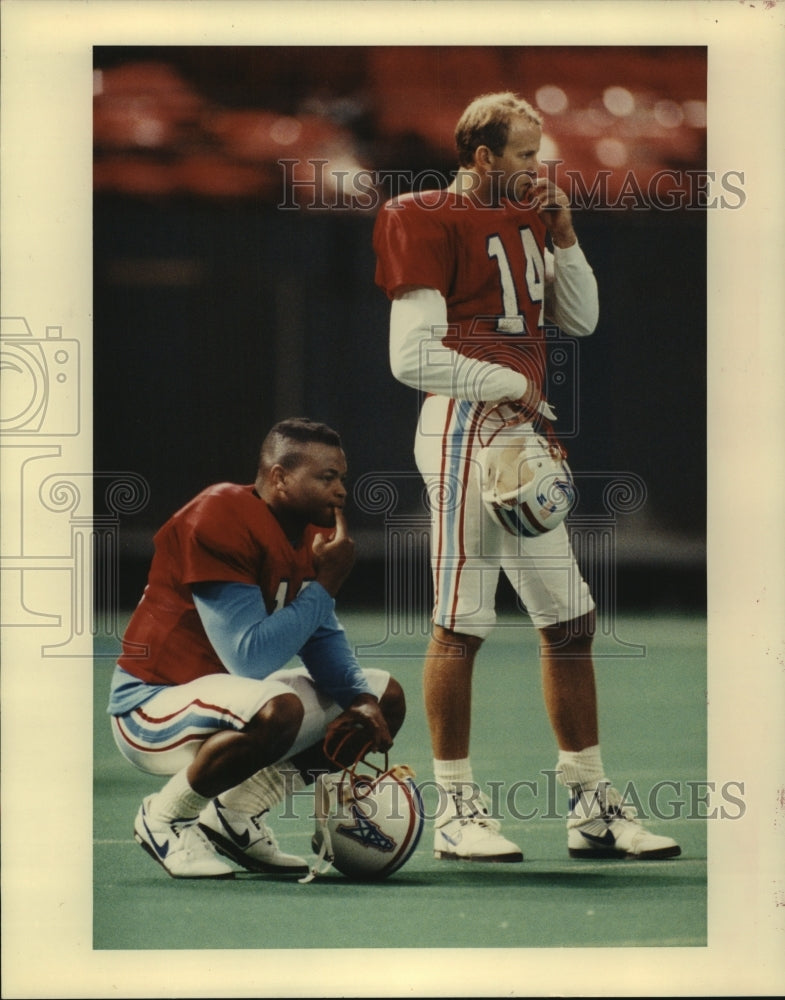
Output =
[
  {"x1": 303, "y1": 752, "x2": 425, "y2": 882},
  {"x1": 479, "y1": 426, "x2": 575, "y2": 537}
]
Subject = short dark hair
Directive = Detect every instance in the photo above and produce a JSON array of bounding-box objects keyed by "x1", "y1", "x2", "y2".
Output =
[
  {"x1": 455, "y1": 92, "x2": 542, "y2": 168},
  {"x1": 259, "y1": 417, "x2": 342, "y2": 473}
]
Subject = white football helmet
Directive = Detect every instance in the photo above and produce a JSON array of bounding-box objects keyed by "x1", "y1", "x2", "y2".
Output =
[
  {"x1": 479, "y1": 421, "x2": 576, "y2": 537},
  {"x1": 301, "y1": 752, "x2": 425, "y2": 882}
]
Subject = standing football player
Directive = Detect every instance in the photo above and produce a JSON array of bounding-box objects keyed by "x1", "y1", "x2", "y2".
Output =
[
  {"x1": 373, "y1": 92, "x2": 680, "y2": 862},
  {"x1": 108, "y1": 417, "x2": 405, "y2": 878}
]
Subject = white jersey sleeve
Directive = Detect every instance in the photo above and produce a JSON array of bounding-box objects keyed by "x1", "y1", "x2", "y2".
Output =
[
  {"x1": 544, "y1": 241, "x2": 599, "y2": 337},
  {"x1": 389, "y1": 287, "x2": 529, "y2": 403}
]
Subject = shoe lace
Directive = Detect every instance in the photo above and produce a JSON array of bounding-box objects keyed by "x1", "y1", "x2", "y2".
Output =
[
  {"x1": 570, "y1": 785, "x2": 639, "y2": 825},
  {"x1": 600, "y1": 786, "x2": 638, "y2": 824},
  {"x1": 249, "y1": 810, "x2": 279, "y2": 845},
  {"x1": 169, "y1": 816, "x2": 198, "y2": 839},
  {"x1": 453, "y1": 791, "x2": 501, "y2": 832},
  {"x1": 179, "y1": 822, "x2": 216, "y2": 855}
]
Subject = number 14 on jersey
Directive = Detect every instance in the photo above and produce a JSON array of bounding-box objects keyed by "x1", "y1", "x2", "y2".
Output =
[{"x1": 487, "y1": 226, "x2": 545, "y2": 335}]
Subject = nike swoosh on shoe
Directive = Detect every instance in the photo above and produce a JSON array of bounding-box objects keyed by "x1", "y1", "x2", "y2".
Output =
[
  {"x1": 142, "y1": 815, "x2": 171, "y2": 859},
  {"x1": 579, "y1": 829, "x2": 616, "y2": 848},
  {"x1": 213, "y1": 802, "x2": 252, "y2": 848}
]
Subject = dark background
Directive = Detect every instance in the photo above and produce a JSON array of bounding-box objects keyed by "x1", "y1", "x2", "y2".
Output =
[{"x1": 93, "y1": 46, "x2": 707, "y2": 613}]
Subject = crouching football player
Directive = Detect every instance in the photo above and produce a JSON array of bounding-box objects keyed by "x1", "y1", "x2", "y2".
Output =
[{"x1": 108, "y1": 418, "x2": 405, "y2": 878}]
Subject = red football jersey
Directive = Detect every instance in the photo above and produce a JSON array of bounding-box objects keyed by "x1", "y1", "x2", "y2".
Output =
[
  {"x1": 374, "y1": 189, "x2": 549, "y2": 389},
  {"x1": 118, "y1": 483, "x2": 320, "y2": 686}
]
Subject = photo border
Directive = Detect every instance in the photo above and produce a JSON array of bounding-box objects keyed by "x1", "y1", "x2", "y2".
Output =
[{"x1": 1, "y1": 1, "x2": 783, "y2": 996}]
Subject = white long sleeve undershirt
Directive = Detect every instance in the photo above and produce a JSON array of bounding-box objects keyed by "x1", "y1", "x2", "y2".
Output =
[
  {"x1": 545, "y1": 241, "x2": 600, "y2": 337},
  {"x1": 389, "y1": 240, "x2": 598, "y2": 405}
]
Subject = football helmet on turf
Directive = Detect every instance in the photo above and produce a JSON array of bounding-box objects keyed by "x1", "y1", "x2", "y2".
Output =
[
  {"x1": 301, "y1": 749, "x2": 425, "y2": 882},
  {"x1": 479, "y1": 418, "x2": 575, "y2": 538}
]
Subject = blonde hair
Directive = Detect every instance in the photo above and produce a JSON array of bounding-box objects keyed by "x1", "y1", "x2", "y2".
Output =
[{"x1": 455, "y1": 92, "x2": 542, "y2": 167}]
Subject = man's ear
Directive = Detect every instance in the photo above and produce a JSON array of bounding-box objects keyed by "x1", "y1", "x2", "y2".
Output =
[
  {"x1": 474, "y1": 144, "x2": 495, "y2": 172},
  {"x1": 269, "y1": 463, "x2": 288, "y2": 493}
]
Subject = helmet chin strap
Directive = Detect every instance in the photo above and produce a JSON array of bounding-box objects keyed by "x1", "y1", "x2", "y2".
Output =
[
  {"x1": 299, "y1": 774, "x2": 338, "y2": 884},
  {"x1": 298, "y1": 826, "x2": 334, "y2": 884}
]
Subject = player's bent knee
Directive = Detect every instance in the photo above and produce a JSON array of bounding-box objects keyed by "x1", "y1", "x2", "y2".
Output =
[{"x1": 246, "y1": 692, "x2": 304, "y2": 760}]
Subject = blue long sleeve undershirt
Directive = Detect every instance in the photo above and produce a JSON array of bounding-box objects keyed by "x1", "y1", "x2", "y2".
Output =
[
  {"x1": 107, "y1": 580, "x2": 372, "y2": 714},
  {"x1": 193, "y1": 579, "x2": 334, "y2": 676}
]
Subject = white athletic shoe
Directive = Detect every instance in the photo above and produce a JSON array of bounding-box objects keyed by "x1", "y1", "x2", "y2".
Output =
[
  {"x1": 567, "y1": 784, "x2": 681, "y2": 860},
  {"x1": 434, "y1": 794, "x2": 523, "y2": 863},
  {"x1": 198, "y1": 798, "x2": 309, "y2": 875},
  {"x1": 134, "y1": 795, "x2": 235, "y2": 879}
]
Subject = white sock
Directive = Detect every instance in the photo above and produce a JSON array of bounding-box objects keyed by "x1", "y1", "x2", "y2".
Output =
[
  {"x1": 218, "y1": 763, "x2": 306, "y2": 815},
  {"x1": 434, "y1": 757, "x2": 474, "y2": 789},
  {"x1": 149, "y1": 769, "x2": 211, "y2": 823},
  {"x1": 434, "y1": 758, "x2": 481, "y2": 824},
  {"x1": 556, "y1": 744, "x2": 606, "y2": 790}
]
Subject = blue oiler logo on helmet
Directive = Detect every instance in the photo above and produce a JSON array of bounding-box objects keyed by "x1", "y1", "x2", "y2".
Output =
[
  {"x1": 302, "y1": 754, "x2": 425, "y2": 882},
  {"x1": 479, "y1": 424, "x2": 576, "y2": 538}
]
